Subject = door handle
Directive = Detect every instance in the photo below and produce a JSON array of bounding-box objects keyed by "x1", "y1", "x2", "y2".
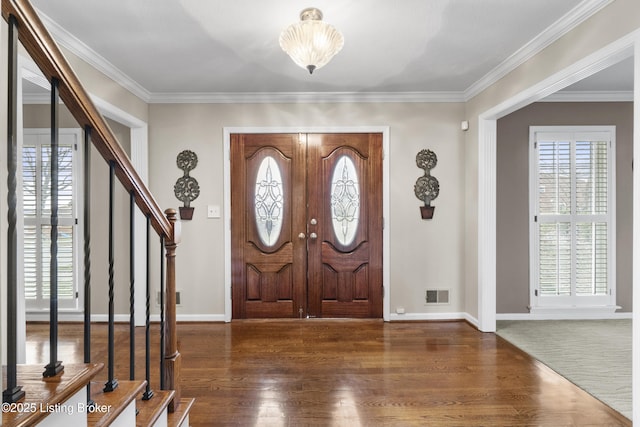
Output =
[
  {"x1": 309, "y1": 232, "x2": 318, "y2": 240},
  {"x1": 298, "y1": 232, "x2": 306, "y2": 239}
]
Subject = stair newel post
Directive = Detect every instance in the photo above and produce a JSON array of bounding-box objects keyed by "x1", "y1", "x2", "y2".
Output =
[
  {"x1": 2, "y1": 13, "x2": 25, "y2": 403},
  {"x1": 103, "y1": 160, "x2": 118, "y2": 392},
  {"x1": 44, "y1": 77, "x2": 63, "y2": 378},
  {"x1": 159, "y1": 234, "x2": 165, "y2": 391},
  {"x1": 142, "y1": 215, "x2": 154, "y2": 400},
  {"x1": 163, "y1": 208, "x2": 182, "y2": 410}
]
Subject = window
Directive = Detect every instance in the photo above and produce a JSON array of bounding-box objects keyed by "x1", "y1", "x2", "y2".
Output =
[
  {"x1": 23, "y1": 129, "x2": 82, "y2": 311},
  {"x1": 529, "y1": 126, "x2": 615, "y2": 309}
]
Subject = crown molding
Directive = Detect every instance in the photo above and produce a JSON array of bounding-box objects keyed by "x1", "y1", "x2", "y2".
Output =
[
  {"x1": 541, "y1": 90, "x2": 633, "y2": 102},
  {"x1": 147, "y1": 91, "x2": 466, "y2": 104},
  {"x1": 464, "y1": 0, "x2": 614, "y2": 101},
  {"x1": 23, "y1": 91, "x2": 633, "y2": 104},
  {"x1": 37, "y1": 9, "x2": 152, "y2": 102}
]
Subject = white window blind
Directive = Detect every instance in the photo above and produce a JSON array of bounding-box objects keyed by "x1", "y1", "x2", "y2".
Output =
[
  {"x1": 530, "y1": 127, "x2": 615, "y2": 308},
  {"x1": 23, "y1": 129, "x2": 81, "y2": 311}
]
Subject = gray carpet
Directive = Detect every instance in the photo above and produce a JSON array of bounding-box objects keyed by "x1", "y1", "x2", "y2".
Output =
[{"x1": 496, "y1": 319, "x2": 631, "y2": 419}]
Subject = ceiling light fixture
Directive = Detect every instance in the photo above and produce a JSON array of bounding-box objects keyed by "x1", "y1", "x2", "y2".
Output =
[{"x1": 279, "y1": 7, "x2": 344, "y2": 75}]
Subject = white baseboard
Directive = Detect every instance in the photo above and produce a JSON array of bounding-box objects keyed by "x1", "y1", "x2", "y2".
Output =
[
  {"x1": 497, "y1": 310, "x2": 632, "y2": 321},
  {"x1": 27, "y1": 312, "x2": 87, "y2": 322},
  {"x1": 389, "y1": 312, "x2": 481, "y2": 329},
  {"x1": 27, "y1": 313, "x2": 227, "y2": 323},
  {"x1": 170, "y1": 314, "x2": 227, "y2": 322},
  {"x1": 389, "y1": 311, "x2": 468, "y2": 321}
]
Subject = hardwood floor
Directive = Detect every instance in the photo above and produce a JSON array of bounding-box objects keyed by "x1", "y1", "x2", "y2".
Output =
[{"x1": 25, "y1": 320, "x2": 630, "y2": 426}]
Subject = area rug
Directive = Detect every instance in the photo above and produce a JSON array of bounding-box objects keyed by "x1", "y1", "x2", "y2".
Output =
[{"x1": 496, "y1": 319, "x2": 631, "y2": 419}]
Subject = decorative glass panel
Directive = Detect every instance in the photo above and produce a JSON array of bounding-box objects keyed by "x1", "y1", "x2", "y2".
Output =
[
  {"x1": 331, "y1": 155, "x2": 360, "y2": 246},
  {"x1": 254, "y1": 156, "x2": 284, "y2": 246}
]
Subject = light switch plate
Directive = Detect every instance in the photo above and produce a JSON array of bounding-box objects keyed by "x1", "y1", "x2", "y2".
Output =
[{"x1": 207, "y1": 205, "x2": 221, "y2": 218}]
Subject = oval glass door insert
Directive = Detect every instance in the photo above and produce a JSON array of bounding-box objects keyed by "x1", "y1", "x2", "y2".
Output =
[
  {"x1": 331, "y1": 155, "x2": 360, "y2": 245},
  {"x1": 254, "y1": 156, "x2": 284, "y2": 246}
]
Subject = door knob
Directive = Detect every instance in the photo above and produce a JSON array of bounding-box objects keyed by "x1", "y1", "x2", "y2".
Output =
[
  {"x1": 298, "y1": 232, "x2": 306, "y2": 239},
  {"x1": 310, "y1": 218, "x2": 317, "y2": 225},
  {"x1": 309, "y1": 232, "x2": 318, "y2": 239}
]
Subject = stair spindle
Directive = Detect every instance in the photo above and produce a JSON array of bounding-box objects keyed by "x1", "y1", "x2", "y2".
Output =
[
  {"x1": 129, "y1": 190, "x2": 136, "y2": 381},
  {"x1": 142, "y1": 215, "x2": 154, "y2": 400},
  {"x1": 83, "y1": 125, "x2": 95, "y2": 407},
  {"x1": 2, "y1": 13, "x2": 25, "y2": 403},
  {"x1": 43, "y1": 77, "x2": 63, "y2": 378},
  {"x1": 104, "y1": 161, "x2": 118, "y2": 392}
]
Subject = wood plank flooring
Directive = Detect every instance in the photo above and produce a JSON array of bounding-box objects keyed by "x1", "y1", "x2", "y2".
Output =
[{"x1": 25, "y1": 320, "x2": 630, "y2": 426}]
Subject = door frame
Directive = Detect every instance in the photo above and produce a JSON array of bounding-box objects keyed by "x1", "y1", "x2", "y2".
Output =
[{"x1": 223, "y1": 126, "x2": 390, "y2": 322}]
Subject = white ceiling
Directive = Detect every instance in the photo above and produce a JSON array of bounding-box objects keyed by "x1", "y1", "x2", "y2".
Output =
[{"x1": 26, "y1": 0, "x2": 631, "y2": 103}]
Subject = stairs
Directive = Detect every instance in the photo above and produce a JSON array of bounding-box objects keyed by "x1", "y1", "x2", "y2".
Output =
[{"x1": 2, "y1": 365, "x2": 193, "y2": 426}]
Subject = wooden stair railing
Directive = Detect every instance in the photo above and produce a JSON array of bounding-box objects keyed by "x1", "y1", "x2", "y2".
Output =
[{"x1": 1, "y1": 0, "x2": 183, "y2": 416}]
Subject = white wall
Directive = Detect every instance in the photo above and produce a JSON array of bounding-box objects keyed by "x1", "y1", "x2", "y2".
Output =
[{"x1": 148, "y1": 102, "x2": 466, "y2": 319}]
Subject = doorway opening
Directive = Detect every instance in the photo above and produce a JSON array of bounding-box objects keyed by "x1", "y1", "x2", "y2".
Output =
[{"x1": 223, "y1": 127, "x2": 390, "y2": 321}]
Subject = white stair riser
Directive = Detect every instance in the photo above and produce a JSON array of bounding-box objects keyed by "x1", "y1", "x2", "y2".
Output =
[
  {"x1": 38, "y1": 388, "x2": 87, "y2": 427},
  {"x1": 107, "y1": 400, "x2": 136, "y2": 427},
  {"x1": 152, "y1": 407, "x2": 168, "y2": 427}
]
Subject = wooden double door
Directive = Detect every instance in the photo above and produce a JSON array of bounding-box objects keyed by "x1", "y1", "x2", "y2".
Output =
[{"x1": 231, "y1": 133, "x2": 383, "y2": 319}]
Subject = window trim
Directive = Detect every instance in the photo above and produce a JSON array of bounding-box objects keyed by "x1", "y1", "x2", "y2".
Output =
[
  {"x1": 21, "y1": 128, "x2": 84, "y2": 313},
  {"x1": 528, "y1": 125, "x2": 616, "y2": 310}
]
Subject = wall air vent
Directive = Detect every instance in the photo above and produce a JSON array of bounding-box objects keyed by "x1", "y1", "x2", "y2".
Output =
[{"x1": 425, "y1": 289, "x2": 450, "y2": 305}]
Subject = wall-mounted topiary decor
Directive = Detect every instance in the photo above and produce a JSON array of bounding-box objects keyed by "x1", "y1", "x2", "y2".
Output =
[
  {"x1": 414, "y1": 149, "x2": 439, "y2": 219},
  {"x1": 174, "y1": 150, "x2": 200, "y2": 220}
]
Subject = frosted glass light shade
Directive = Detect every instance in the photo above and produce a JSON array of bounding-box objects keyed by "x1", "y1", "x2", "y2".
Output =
[{"x1": 279, "y1": 8, "x2": 344, "y2": 74}]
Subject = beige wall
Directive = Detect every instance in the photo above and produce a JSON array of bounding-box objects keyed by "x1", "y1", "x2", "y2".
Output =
[
  {"x1": 88, "y1": 118, "x2": 132, "y2": 316},
  {"x1": 23, "y1": 104, "x2": 132, "y2": 316},
  {"x1": 148, "y1": 102, "x2": 467, "y2": 316},
  {"x1": 60, "y1": 46, "x2": 148, "y2": 124},
  {"x1": 496, "y1": 102, "x2": 633, "y2": 313}
]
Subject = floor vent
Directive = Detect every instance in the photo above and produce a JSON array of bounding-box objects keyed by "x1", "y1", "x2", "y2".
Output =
[{"x1": 425, "y1": 289, "x2": 450, "y2": 304}]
